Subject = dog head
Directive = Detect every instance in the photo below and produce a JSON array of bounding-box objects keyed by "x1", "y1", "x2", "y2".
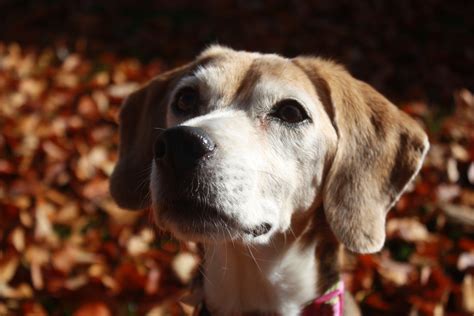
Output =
[{"x1": 110, "y1": 46, "x2": 428, "y2": 253}]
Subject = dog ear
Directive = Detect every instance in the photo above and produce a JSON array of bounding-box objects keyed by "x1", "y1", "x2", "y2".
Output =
[
  {"x1": 294, "y1": 57, "x2": 429, "y2": 253},
  {"x1": 109, "y1": 64, "x2": 191, "y2": 210}
]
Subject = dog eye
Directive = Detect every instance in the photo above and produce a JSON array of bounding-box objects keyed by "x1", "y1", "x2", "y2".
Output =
[
  {"x1": 173, "y1": 87, "x2": 199, "y2": 114},
  {"x1": 271, "y1": 100, "x2": 309, "y2": 124}
]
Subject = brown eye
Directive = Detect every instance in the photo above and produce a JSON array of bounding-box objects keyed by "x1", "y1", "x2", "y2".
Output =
[
  {"x1": 173, "y1": 87, "x2": 199, "y2": 114},
  {"x1": 271, "y1": 100, "x2": 309, "y2": 124}
]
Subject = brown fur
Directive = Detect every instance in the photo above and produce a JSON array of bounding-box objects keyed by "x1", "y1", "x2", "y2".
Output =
[
  {"x1": 110, "y1": 46, "x2": 428, "y2": 314},
  {"x1": 293, "y1": 56, "x2": 429, "y2": 253}
]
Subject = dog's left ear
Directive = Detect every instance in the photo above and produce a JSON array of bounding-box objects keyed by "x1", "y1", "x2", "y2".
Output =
[
  {"x1": 294, "y1": 57, "x2": 429, "y2": 253},
  {"x1": 110, "y1": 64, "x2": 191, "y2": 210}
]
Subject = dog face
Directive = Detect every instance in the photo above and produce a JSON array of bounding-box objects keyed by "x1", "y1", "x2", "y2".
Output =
[
  {"x1": 150, "y1": 49, "x2": 338, "y2": 244},
  {"x1": 110, "y1": 46, "x2": 429, "y2": 253}
]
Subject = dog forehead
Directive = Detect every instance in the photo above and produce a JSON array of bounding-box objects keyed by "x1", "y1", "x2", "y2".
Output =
[{"x1": 193, "y1": 48, "x2": 316, "y2": 103}]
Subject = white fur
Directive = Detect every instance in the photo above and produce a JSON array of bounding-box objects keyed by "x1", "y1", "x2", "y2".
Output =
[{"x1": 203, "y1": 237, "x2": 318, "y2": 315}]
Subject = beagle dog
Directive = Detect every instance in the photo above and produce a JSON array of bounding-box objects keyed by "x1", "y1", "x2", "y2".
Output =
[{"x1": 109, "y1": 46, "x2": 429, "y2": 316}]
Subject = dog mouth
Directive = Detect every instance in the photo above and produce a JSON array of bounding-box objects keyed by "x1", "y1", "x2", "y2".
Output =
[{"x1": 154, "y1": 198, "x2": 272, "y2": 240}]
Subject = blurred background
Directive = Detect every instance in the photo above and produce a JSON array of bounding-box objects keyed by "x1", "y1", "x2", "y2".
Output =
[{"x1": 0, "y1": 1, "x2": 473, "y2": 315}]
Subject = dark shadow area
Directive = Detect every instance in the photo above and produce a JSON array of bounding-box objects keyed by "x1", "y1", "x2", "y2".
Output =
[{"x1": 1, "y1": 0, "x2": 473, "y2": 107}]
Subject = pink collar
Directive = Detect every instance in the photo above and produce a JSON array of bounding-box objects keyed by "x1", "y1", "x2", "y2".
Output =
[
  {"x1": 302, "y1": 280, "x2": 345, "y2": 316},
  {"x1": 194, "y1": 280, "x2": 345, "y2": 316}
]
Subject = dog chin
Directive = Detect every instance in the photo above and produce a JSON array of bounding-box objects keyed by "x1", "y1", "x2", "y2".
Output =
[
  {"x1": 163, "y1": 223, "x2": 275, "y2": 245},
  {"x1": 152, "y1": 200, "x2": 274, "y2": 244}
]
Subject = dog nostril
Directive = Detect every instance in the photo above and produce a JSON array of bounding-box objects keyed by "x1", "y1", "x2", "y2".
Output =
[
  {"x1": 154, "y1": 138, "x2": 166, "y2": 160},
  {"x1": 260, "y1": 223, "x2": 272, "y2": 234},
  {"x1": 246, "y1": 223, "x2": 272, "y2": 237}
]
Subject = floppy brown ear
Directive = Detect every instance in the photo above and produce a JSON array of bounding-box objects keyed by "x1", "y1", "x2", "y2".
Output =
[
  {"x1": 110, "y1": 64, "x2": 191, "y2": 210},
  {"x1": 294, "y1": 57, "x2": 429, "y2": 253}
]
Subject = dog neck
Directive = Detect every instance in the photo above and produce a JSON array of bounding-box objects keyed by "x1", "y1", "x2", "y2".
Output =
[{"x1": 201, "y1": 207, "x2": 341, "y2": 316}]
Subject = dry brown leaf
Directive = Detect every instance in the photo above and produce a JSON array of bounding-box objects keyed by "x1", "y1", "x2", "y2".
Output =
[
  {"x1": 127, "y1": 235, "x2": 150, "y2": 257},
  {"x1": 55, "y1": 72, "x2": 79, "y2": 88},
  {"x1": 145, "y1": 264, "x2": 160, "y2": 295},
  {"x1": 78, "y1": 95, "x2": 100, "y2": 120},
  {"x1": 0, "y1": 159, "x2": 15, "y2": 174},
  {"x1": 458, "y1": 252, "x2": 474, "y2": 271},
  {"x1": 92, "y1": 90, "x2": 110, "y2": 113},
  {"x1": 460, "y1": 189, "x2": 474, "y2": 207},
  {"x1": 376, "y1": 255, "x2": 416, "y2": 286},
  {"x1": 436, "y1": 184, "x2": 461, "y2": 202},
  {"x1": 19, "y1": 209, "x2": 33, "y2": 227},
  {"x1": 146, "y1": 305, "x2": 166, "y2": 316},
  {"x1": 446, "y1": 157, "x2": 459, "y2": 182},
  {"x1": 10, "y1": 227, "x2": 25, "y2": 252},
  {"x1": 64, "y1": 274, "x2": 89, "y2": 290},
  {"x1": 100, "y1": 275, "x2": 119, "y2": 292},
  {"x1": 52, "y1": 244, "x2": 97, "y2": 274},
  {"x1": 0, "y1": 303, "x2": 7, "y2": 315},
  {"x1": 100, "y1": 199, "x2": 142, "y2": 225},
  {"x1": 450, "y1": 144, "x2": 470, "y2": 162},
  {"x1": 454, "y1": 89, "x2": 474, "y2": 122},
  {"x1": 468, "y1": 163, "x2": 474, "y2": 185},
  {"x1": 108, "y1": 82, "x2": 140, "y2": 99},
  {"x1": 54, "y1": 203, "x2": 79, "y2": 224},
  {"x1": 0, "y1": 283, "x2": 33, "y2": 299},
  {"x1": 19, "y1": 78, "x2": 46, "y2": 99},
  {"x1": 92, "y1": 72, "x2": 110, "y2": 87},
  {"x1": 386, "y1": 218, "x2": 430, "y2": 242},
  {"x1": 462, "y1": 274, "x2": 474, "y2": 313},
  {"x1": 34, "y1": 200, "x2": 57, "y2": 243},
  {"x1": 22, "y1": 301, "x2": 48, "y2": 316},
  {"x1": 441, "y1": 203, "x2": 474, "y2": 226},
  {"x1": 62, "y1": 54, "x2": 81, "y2": 72},
  {"x1": 73, "y1": 302, "x2": 111, "y2": 316},
  {"x1": 0, "y1": 255, "x2": 19, "y2": 284},
  {"x1": 172, "y1": 252, "x2": 199, "y2": 284},
  {"x1": 45, "y1": 188, "x2": 69, "y2": 206},
  {"x1": 82, "y1": 178, "x2": 109, "y2": 200},
  {"x1": 24, "y1": 246, "x2": 49, "y2": 290}
]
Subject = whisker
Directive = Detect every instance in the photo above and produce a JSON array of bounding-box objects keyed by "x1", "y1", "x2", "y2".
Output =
[
  {"x1": 289, "y1": 226, "x2": 297, "y2": 240},
  {"x1": 224, "y1": 229, "x2": 228, "y2": 275},
  {"x1": 208, "y1": 240, "x2": 217, "y2": 264},
  {"x1": 198, "y1": 265, "x2": 213, "y2": 286},
  {"x1": 227, "y1": 227, "x2": 235, "y2": 249},
  {"x1": 246, "y1": 244, "x2": 263, "y2": 274},
  {"x1": 147, "y1": 207, "x2": 155, "y2": 223}
]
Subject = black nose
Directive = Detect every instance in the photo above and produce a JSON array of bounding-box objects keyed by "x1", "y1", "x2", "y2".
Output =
[{"x1": 154, "y1": 126, "x2": 215, "y2": 169}]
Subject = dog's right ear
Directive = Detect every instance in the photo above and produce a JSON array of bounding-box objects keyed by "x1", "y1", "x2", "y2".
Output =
[
  {"x1": 109, "y1": 64, "x2": 191, "y2": 210},
  {"x1": 294, "y1": 57, "x2": 429, "y2": 254}
]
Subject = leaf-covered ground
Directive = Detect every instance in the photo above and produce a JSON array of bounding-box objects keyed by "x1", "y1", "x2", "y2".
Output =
[{"x1": 0, "y1": 41, "x2": 473, "y2": 316}]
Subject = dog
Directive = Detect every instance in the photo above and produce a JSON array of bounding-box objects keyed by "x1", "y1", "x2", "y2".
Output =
[{"x1": 109, "y1": 46, "x2": 429, "y2": 316}]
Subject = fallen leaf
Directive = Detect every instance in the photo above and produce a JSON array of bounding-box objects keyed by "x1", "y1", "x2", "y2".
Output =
[
  {"x1": 73, "y1": 302, "x2": 111, "y2": 316},
  {"x1": 462, "y1": 274, "x2": 474, "y2": 313},
  {"x1": 0, "y1": 255, "x2": 19, "y2": 284},
  {"x1": 10, "y1": 227, "x2": 25, "y2": 251},
  {"x1": 376, "y1": 255, "x2": 416, "y2": 286},
  {"x1": 172, "y1": 252, "x2": 199, "y2": 284},
  {"x1": 387, "y1": 218, "x2": 430, "y2": 242}
]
